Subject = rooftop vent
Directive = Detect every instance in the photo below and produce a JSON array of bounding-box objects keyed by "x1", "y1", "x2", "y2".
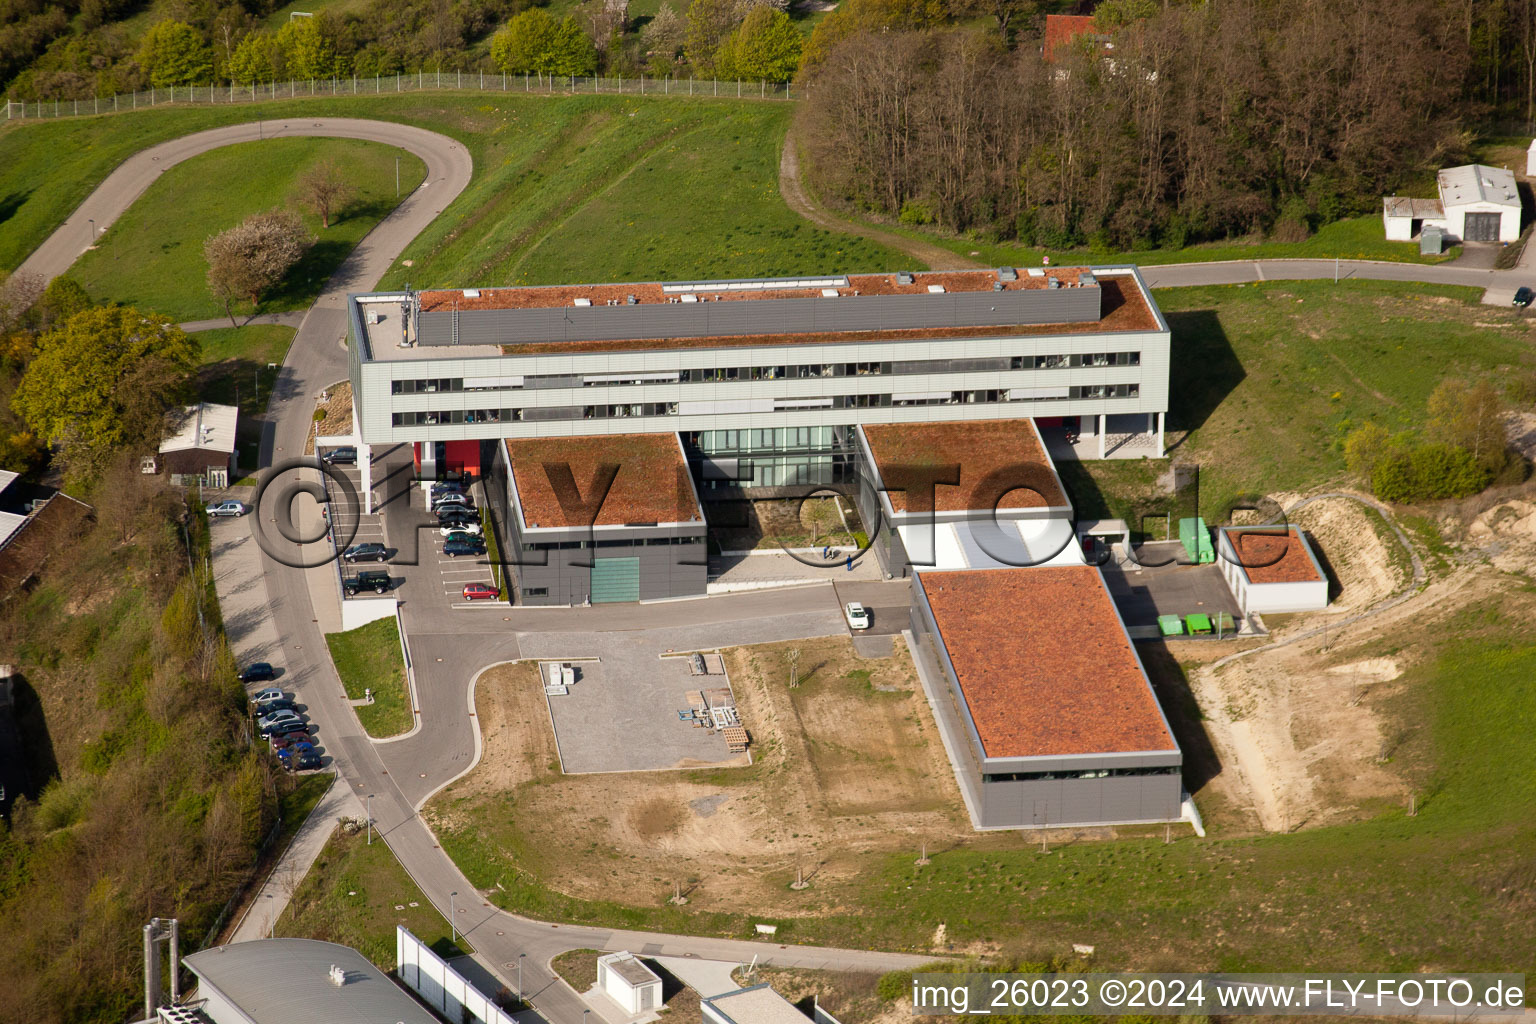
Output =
[
  {"x1": 573, "y1": 298, "x2": 592, "y2": 307},
  {"x1": 1079, "y1": 272, "x2": 1098, "y2": 287},
  {"x1": 1027, "y1": 267, "x2": 1046, "y2": 278},
  {"x1": 997, "y1": 266, "x2": 1018, "y2": 281},
  {"x1": 821, "y1": 288, "x2": 840, "y2": 298},
  {"x1": 462, "y1": 289, "x2": 480, "y2": 299},
  {"x1": 1048, "y1": 278, "x2": 1061, "y2": 289},
  {"x1": 992, "y1": 281, "x2": 1005, "y2": 292},
  {"x1": 896, "y1": 271, "x2": 915, "y2": 285},
  {"x1": 328, "y1": 964, "x2": 346, "y2": 987},
  {"x1": 680, "y1": 294, "x2": 699, "y2": 303},
  {"x1": 927, "y1": 284, "x2": 946, "y2": 294},
  {"x1": 626, "y1": 295, "x2": 638, "y2": 305}
]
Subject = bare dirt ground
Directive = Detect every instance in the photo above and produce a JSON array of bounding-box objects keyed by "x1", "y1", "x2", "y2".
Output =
[
  {"x1": 1186, "y1": 484, "x2": 1536, "y2": 834},
  {"x1": 734, "y1": 966, "x2": 891, "y2": 1024},
  {"x1": 434, "y1": 636, "x2": 984, "y2": 915}
]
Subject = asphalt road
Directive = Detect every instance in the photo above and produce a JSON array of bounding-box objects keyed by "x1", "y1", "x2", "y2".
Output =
[{"x1": 23, "y1": 117, "x2": 1536, "y2": 1018}]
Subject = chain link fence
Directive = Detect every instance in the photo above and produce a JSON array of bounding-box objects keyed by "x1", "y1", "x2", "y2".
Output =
[{"x1": 5, "y1": 70, "x2": 793, "y2": 120}]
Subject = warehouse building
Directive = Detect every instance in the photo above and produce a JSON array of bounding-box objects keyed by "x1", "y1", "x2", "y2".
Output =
[
  {"x1": 855, "y1": 417, "x2": 1080, "y2": 577},
  {"x1": 487, "y1": 432, "x2": 707, "y2": 605},
  {"x1": 909, "y1": 565, "x2": 1182, "y2": 829},
  {"x1": 1216, "y1": 525, "x2": 1328, "y2": 615}
]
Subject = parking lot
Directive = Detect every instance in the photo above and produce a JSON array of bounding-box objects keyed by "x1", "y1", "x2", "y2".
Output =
[{"x1": 326, "y1": 446, "x2": 508, "y2": 611}]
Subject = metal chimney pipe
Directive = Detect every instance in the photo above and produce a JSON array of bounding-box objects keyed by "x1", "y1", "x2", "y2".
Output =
[
  {"x1": 168, "y1": 919, "x2": 180, "y2": 1004},
  {"x1": 143, "y1": 920, "x2": 161, "y2": 1021}
]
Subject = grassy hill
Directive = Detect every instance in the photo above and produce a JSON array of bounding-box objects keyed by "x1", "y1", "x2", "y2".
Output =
[{"x1": 0, "y1": 95, "x2": 906, "y2": 292}]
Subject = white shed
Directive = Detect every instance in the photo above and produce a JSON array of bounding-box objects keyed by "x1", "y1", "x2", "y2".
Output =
[
  {"x1": 1436, "y1": 164, "x2": 1522, "y2": 243},
  {"x1": 1526, "y1": 138, "x2": 1536, "y2": 177},
  {"x1": 596, "y1": 952, "x2": 662, "y2": 1015},
  {"x1": 1217, "y1": 526, "x2": 1328, "y2": 616},
  {"x1": 1381, "y1": 196, "x2": 1445, "y2": 242}
]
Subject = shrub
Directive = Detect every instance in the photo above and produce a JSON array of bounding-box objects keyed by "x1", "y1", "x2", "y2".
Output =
[
  {"x1": 313, "y1": 408, "x2": 326, "y2": 422},
  {"x1": 877, "y1": 970, "x2": 913, "y2": 1002},
  {"x1": 899, "y1": 200, "x2": 934, "y2": 226},
  {"x1": 1371, "y1": 442, "x2": 1491, "y2": 503}
]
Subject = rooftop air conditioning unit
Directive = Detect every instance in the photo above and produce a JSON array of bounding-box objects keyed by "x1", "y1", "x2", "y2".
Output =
[
  {"x1": 365, "y1": 310, "x2": 383, "y2": 325},
  {"x1": 821, "y1": 288, "x2": 840, "y2": 298},
  {"x1": 927, "y1": 284, "x2": 946, "y2": 294},
  {"x1": 462, "y1": 289, "x2": 480, "y2": 299},
  {"x1": 896, "y1": 271, "x2": 915, "y2": 285},
  {"x1": 573, "y1": 298, "x2": 592, "y2": 307},
  {"x1": 626, "y1": 295, "x2": 638, "y2": 305},
  {"x1": 997, "y1": 266, "x2": 1018, "y2": 281},
  {"x1": 680, "y1": 294, "x2": 698, "y2": 303}
]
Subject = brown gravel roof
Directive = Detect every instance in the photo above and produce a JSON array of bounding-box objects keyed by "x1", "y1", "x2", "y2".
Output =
[
  {"x1": 920, "y1": 566, "x2": 1177, "y2": 759},
  {"x1": 862, "y1": 419, "x2": 1066, "y2": 514},
  {"x1": 506, "y1": 435, "x2": 701, "y2": 528},
  {"x1": 1229, "y1": 527, "x2": 1321, "y2": 584},
  {"x1": 422, "y1": 268, "x2": 1098, "y2": 313}
]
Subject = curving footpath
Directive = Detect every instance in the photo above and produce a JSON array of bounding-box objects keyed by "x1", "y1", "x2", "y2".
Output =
[{"x1": 20, "y1": 117, "x2": 1533, "y2": 1021}]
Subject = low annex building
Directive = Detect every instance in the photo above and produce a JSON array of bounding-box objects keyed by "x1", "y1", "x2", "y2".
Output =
[
  {"x1": 1216, "y1": 525, "x2": 1328, "y2": 615},
  {"x1": 856, "y1": 418, "x2": 1080, "y2": 576},
  {"x1": 488, "y1": 432, "x2": 707, "y2": 605},
  {"x1": 157, "y1": 402, "x2": 238, "y2": 486},
  {"x1": 1383, "y1": 163, "x2": 1523, "y2": 244},
  {"x1": 909, "y1": 565, "x2": 1182, "y2": 829},
  {"x1": 596, "y1": 952, "x2": 663, "y2": 1015}
]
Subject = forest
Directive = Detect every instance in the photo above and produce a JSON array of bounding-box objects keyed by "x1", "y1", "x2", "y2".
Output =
[{"x1": 800, "y1": 0, "x2": 1531, "y2": 250}]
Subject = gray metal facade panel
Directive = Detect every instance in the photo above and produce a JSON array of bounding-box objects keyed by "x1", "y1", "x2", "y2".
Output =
[
  {"x1": 977, "y1": 772, "x2": 1181, "y2": 828},
  {"x1": 417, "y1": 289, "x2": 1102, "y2": 349}
]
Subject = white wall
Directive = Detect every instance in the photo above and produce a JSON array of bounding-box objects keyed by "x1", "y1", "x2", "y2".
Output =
[
  {"x1": 396, "y1": 926, "x2": 518, "y2": 1024},
  {"x1": 597, "y1": 955, "x2": 661, "y2": 1014},
  {"x1": 1216, "y1": 530, "x2": 1328, "y2": 615},
  {"x1": 1446, "y1": 203, "x2": 1521, "y2": 243}
]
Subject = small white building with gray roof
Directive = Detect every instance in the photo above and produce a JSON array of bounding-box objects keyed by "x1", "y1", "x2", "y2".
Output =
[{"x1": 1384, "y1": 164, "x2": 1523, "y2": 244}]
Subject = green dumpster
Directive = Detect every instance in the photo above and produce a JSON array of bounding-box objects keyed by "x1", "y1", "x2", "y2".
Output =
[
  {"x1": 1214, "y1": 611, "x2": 1236, "y2": 634},
  {"x1": 1177, "y1": 518, "x2": 1215, "y2": 563},
  {"x1": 1158, "y1": 614, "x2": 1184, "y2": 636},
  {"x1": 1185, "y1": 613, "x2": 1213, "y2": 634}
]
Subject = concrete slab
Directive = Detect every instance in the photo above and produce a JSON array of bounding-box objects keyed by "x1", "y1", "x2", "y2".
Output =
[
  {"x1": 539, "y1": 645, "x2": 748, "y2": 774},
  {"x1": 1100, "y1": 557, "x2": 1240, "y2": 627},
  {"x1": 650, "y1": 956, "x2": 742, "y2": 998}
]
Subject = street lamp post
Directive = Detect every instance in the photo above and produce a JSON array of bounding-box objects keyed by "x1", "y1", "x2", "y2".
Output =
[
  {"x1": 449, "y1": 891, "x2": 458, "y2": 944},
  {"x1": 366, "y1": 794, "x2": 373, "y2": 845}
]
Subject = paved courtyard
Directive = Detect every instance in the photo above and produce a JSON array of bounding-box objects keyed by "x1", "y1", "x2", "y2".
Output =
[{"x1": 1100, "y1": 541, "x2": 1241, "y2": 626}]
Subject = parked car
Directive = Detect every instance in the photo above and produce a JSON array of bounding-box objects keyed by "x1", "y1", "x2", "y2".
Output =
[
  {"x1": 431, "y1": 492, "x2": 472, "y2": 511},
  {"x1": 462, "y1": 583, "x2": 499, "y2": 601},
  {"x1": 269, "y1": 731, "x2": 311, "y2": 751},
  {"x1": 444, "y1": 538, "x2": 486, "y2": 558},
  {"x1": 239, "y1": 662, "x2": 276, "y2": 684},
  {"x1": 436, "y1": 512, "x2": 480, "y2": 531},
  {"x1": 440, "y1": 525, "x2": 482, "y2": 541},
  {"x1": 1514, "y1": 286, "x2": 1534, "y2": 308},
  {"x1": 257, "y1": 709, "x2": 303, "y2": 732},
  {"x1": 844, "y1": 602, "x2": 872, "y2": 630},
  {"x1": 291, "y1": 751, "x2": 323, "y2": 772},
  {"x1": 344, "y1": 570, "x2": 391, "y2": 596},
  {"x1": 205, "y1": 500, "x2": 247, "y2": 518},
  {"x1": 436, "y1": 506, "x2": 479, "y2": 522},
  {"x1": 321, "y1": 447, "x2": 357, "y2": 465},
  {"x1": 249, "y1": 686, "x2": 284, "y2": 705},
  {"x1": 253, "y1": 698, "x2": 297, "y2": 715},
  {"x1": 343, "y1": 543, "x2": 389, "y2": 563},
  {"x1": 431, "y1": 481, "x2": 465, "y2": 498}
]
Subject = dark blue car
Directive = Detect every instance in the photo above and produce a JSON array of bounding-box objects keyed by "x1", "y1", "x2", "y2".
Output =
[{"x1": 444, "y1": 538, "x2": 486, "y2": 558}]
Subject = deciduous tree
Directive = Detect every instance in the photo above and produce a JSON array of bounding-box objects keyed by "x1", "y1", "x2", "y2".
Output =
[
  {"x1": 491, "y1": 9, "x2": 559, "y2": 74},
  {"x1": 137, "y1": 20, "x2": 212, "y2": 86},
  {"x1": 204, "y1": 210, "x2": 314, "y2": 325},
  {"x1": 717, "y1": 6, "x2": 801, "y2": 81},
  {"x1": 10, "y1": 306, "x2": 199, "y2": 459},
  {"x1": 298, "y1": 158, "x2": 356, "y2": 229}
]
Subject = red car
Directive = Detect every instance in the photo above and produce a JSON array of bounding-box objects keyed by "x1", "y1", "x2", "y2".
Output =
[
  {"x1": 462, "y1": 583, "x2": 499, "y2": 601},
  {"x1": 269, "y1": 730, "x2": 309, "y2": 751}
]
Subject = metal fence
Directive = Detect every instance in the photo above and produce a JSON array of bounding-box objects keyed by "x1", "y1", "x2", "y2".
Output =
[{"x1": 5, "y1": 70, "x2": 793, "y2": 120}]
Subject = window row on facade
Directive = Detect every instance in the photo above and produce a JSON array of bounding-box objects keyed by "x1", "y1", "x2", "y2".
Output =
[
  {"x1": 518, "y1": 536, "x2": 700, "y2": 551},
  {"x1": 981, "y1": 765, "x2": 1180, "y2": 783},
  {"x1": 389, "y1": 384, "x2": 1142, "y2": 427},
  {"x1": 386, "y1": 351, "x2": 1144, "y2": 395}
]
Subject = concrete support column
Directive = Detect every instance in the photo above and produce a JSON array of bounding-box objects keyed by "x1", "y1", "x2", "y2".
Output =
[
  {"x1": 360, "y1": 444, "x2": 373, "y2": 515},
  {"x1": 1156, "y1": 411, "x2": 1165, "y2": 458},
  {"x1": 1097, "y1": 414, "x2": 1106, "y2": 459}
]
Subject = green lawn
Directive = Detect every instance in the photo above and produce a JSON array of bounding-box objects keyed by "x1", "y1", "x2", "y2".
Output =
[
  {"x1": 194, "y1": 324, "x2": 296, "y2": 472},
  {"x1": 0, "y1": 95, "x2": 902, "y2": 293},
  {"x1": 1150, "y1": 279, "x2": 1536, "y2": 517},
  {"x1": 276, "y1": 826, "x2": 472, "y2": 967},
  {"x1": 324, "y1": 616, "x2": 412, "y2": 738},
  {"x1": 880, "y1": 213, "x2": 1462, "y2": 270},
  {"x1": 68, "y1": 138, "x2": 424, "y2": 321}
]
